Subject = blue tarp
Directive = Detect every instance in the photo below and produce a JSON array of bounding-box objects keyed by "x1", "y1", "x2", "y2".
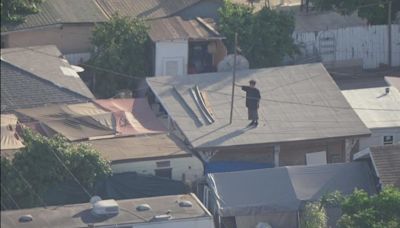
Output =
[{"x1": 205, "y1": 161, "x2": 274, "y2": 174}]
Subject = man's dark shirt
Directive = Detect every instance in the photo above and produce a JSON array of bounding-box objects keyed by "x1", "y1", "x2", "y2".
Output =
[{"x1": 241, "y1": 86, "x2": 261, "y2": 109}]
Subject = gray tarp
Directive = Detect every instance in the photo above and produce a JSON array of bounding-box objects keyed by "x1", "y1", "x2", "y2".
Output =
[{"x1": 207, "y1": 162, "x2": 376, "y2": 217}]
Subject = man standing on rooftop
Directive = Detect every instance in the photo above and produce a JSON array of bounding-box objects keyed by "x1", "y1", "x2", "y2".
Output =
[{"x1": 236, "y1": 80, "x2": 261, "y2": 127}]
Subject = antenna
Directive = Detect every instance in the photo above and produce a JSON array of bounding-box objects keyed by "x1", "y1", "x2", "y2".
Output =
[{"x1": 229, "y1": 32, "x2": 238, "y2": 124}]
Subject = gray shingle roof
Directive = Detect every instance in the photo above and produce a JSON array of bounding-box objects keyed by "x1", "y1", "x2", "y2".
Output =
[
  {"x1": 147, "y1": 63, "x2": 371, "y2": 149},
  {"x1": 5, "y1": 0, "x2": 108, "y2": 31},
  {"x1": 95, "y1": 0, "x2": 200, "y2": 19},
  {"x1": 370, "y1": 144, "x2": 400, "y2": 188},
  {"x1": 1, "y1": 45, "x2": 94, "y2": 99},
  {"x1": 148, "y1": 16, "x2": 222, "y2": 41},
  {"x1": 1, "y1": 61, "x2": 88, "y2": 112}
]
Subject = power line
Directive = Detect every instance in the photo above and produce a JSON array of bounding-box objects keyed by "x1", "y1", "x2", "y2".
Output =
[{"x1": 0, "y1": 183, "x2": 20, "y2": 209}]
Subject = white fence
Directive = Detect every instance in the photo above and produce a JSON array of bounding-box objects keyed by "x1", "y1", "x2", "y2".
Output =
[{"x1": 293, "y1": 24, "x2": 400, "y2": 69}]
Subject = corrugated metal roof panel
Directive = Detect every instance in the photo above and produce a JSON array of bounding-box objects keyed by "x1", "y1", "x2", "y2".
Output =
[
  {"x1": 95, "y1": 0, "x2": 200, "y2": 19},
  {"x1": 7, "y1": 0, "x2": 108, "y2": 31},
  {"x1": 148, "y1": 16, "x2": 221, "y2": 41}
]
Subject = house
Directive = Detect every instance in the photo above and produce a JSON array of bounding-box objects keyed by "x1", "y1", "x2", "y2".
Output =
[
  {"x1": 0, "y1": 0, "x2": 221, "y2": 65},
  {"x1": 16, "y1": 99, "x2": 203, "y2": 183},
  {"x1": 1, "y1": 194, "x2": 215, "y2": 228},
  {"x1": 203, "y1": 162, "x2": 376, "y2": 228},
  {"x1": 1, "y1": 45, "x2": 94, "y2": 112},
  {"x1": 354, "y1": 144, "x2": 400, "y2": 189},
  {"x1": 85, "y1": 134, "x2": 204, "y2": 184},
  {"x1": 148, "y1": 16, "x2": 226, "y2": 76},
  {"x1": 147, "y1": 63, "x2": 371, "y2": 167},
  {"x1": 0, "y1": 114, "x2": 24, "y2": 159},
  {"x1": 1, "y1": 0, "x2": 108, "y2": 63},
  {"x1": 341, "y1": 83, "x2": 400, "y2": 151}
]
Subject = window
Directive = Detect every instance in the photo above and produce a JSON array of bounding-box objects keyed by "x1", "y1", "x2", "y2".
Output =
[
  {"x1": 383, "y1": 136, "x2": 394, "y2": 145},
  {"x1": 156, "y1": 161, "x2": 170, "y2": 168},
  {"x1": 155, "y1": 168, "x2": 172, "y2": 179}
]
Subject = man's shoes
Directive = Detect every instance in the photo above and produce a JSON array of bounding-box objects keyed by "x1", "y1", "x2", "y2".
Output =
[
  {"x1": 254, "y1": 121, "x2": 258, "y2": 127},
  {"x1": 247, "y1": 121, "x2": 255, "y2": 127}
]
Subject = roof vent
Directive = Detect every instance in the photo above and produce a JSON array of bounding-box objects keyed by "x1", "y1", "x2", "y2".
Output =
[
  {"x1": 179, "y1": 200, "x2": 193, "y2": 207},
  {"x1": 19, "y1": 214, "x2": 33, "y2": 223},
  {"x1": 136, "y1": 204, "x2": 151, "y2": 211},
  {"x1": 151, "y1": 214, "x2": 172, "y2": 222},
  {"x1": 92, "y1": 199, "x2": 119, "y2": 217}
]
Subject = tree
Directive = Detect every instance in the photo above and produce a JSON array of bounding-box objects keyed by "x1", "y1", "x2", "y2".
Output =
[
  {"x1": 301, "y1": 201, "x2": 327, "y2": 228},
  {"x1": 320, "y1": 187, "x2": 400, "y2": 228},
  {"x1": 309, "y1": 0, "x2": 400, "y2": 25},
  {"x1": 218, "y1": 0, "x2": 298, "y2": 68},
  {"x1": 89, "y1": 13, "x2": 151, "y2": 98},
  {"x1": 0, "y1": 128, "x2": 112, "y2": 209},
  {"x1": 1, "y1": 0, "x2": 43, "y2": 27}
]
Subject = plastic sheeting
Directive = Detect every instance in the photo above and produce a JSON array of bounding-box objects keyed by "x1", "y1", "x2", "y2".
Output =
[
  {"x1": 207, "y1": 162, "x2": 376, "y2": 217},
  {"x1": 95, "y1": 99, "x2": 166, "y2": 136}
]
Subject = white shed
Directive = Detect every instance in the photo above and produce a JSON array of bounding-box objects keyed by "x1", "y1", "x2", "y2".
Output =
[{"x1": 148, "y1": 16, "x2": 226, "y2": 77}]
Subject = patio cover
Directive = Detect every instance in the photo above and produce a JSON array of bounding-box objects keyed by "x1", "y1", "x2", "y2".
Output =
[
  {"x1": 207, "y1": 162, "x2": 376, "y2": 217},
  {"x1": 16, "y1": 103, "x2": 115, "y2": 141},
  {"x1": 94, "y1": 99, "x2": 166, "y2": 136}
]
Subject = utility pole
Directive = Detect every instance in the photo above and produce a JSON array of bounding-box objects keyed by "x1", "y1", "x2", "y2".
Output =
[
  {"x1": 388, "y1": 0, "x2": 392, "y2": 67},
  {"x1": 229, "y1": 33, "x2": 238, "y2": 125}
]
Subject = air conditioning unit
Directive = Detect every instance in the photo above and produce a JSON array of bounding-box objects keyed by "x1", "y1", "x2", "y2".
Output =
[{"x1": 92, "y1": 199, "x2": 119, "y2": 216}]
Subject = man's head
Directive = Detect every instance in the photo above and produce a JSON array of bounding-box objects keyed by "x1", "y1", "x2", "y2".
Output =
[{"x1": 249, "y1": 80, "x2": 256, "y2": 88}]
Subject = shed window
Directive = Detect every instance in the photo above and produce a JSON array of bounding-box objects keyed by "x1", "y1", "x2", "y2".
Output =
[
  {"x1": 156, "y1": 161, "x2": 170, "y2": 168},
  {"x1": 306, "y1": 151, "x2": 327, "y2": 165}
]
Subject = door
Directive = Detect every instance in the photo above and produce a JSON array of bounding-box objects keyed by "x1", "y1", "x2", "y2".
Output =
[{"x1": 162, "y1": 57, "x2": 184, "y2": 76}]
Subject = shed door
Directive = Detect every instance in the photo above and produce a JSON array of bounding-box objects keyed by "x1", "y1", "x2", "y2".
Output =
[
  {"x1": 306, "y1": 151, "x2": 327, "y2": 165},
  {"x1": 162, "y1": 57, "x2": 184, "y2": 76}
]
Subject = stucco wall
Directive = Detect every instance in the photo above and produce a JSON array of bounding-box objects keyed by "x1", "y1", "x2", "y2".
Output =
[
  {"x1": 155, "y1": 40, "x2": 188, "y2": 76},
  {"x1": 111, "y1": 156, "x2": 204, "y2": 184},
  {"x1": 5, "y1": 24, "x2": 95, "y2": 54},
  {"x1": 358, "y1": 127, "x2": 400, "y2": 151}
]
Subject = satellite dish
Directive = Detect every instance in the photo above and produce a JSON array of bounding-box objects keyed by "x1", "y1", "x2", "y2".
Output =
[
  {"x1": 90, "y1": 195, "x2": 102, "y2": 205},
  {"x1": 71, "y1": 65, "x2": 85, "y2": 73},
  {"x1": 256, "y1": 222, "x2": 272, "y2": 228},
  {"x1": 217, "y1": 54, "x2": 249, "y2": 72}
]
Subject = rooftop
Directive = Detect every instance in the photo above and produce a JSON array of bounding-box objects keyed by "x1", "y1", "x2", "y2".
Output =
[
  {"x1": 1, "y1": 45, "x2": 94, "y2": 99},
  {"x1": 341, "y1": 86, "x2": 400, "y2": 129},
  {"x1": 3, "y1": 0, "x2": 108, "y2": 31},
  {"x1": 147, "y1": 63, "x2": 370, "y2": 149},
  {"x1": 148, "y1": 16, "x2": 222, "y2": 42},
  {"x1": 1, "y1": 194, "x2": 212, "y2": 228},
  {"x1": 354, "y1": 144, "x2": 400, "y2": 188},
  {"x1": 207, "y1": 162, "x2": 376, "y2": 217},
  {"x1": 95, "y1": 0, "x2": 200, "y2": 19},
  {"x1": 85, "y1": 134, "x2": 191, "y2": 163}
]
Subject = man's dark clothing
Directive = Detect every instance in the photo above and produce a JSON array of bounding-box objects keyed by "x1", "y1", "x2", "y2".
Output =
[
  {"x1": 241, "y1": 86, "x2": 261, "y2": 109},
  {"x1": 241, "y1": 86, "x2": 261, "y2": 122}
]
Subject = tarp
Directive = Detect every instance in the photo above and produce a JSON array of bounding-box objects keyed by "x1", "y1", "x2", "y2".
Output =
[
  {"x1": 0, "y1": 114, "x2": 24, "y2": 151},
  {"x1": 207, "y1": 162, "x2": 376, "y2": 217},
  {"x1": 95, "y1": 99, "x2": 166, "y2": 136},
  {"x1": 205, "y1": 161, "x2": 274, "y2": 174},
  {"x1": 16, "y1": 103, "x2": 116, "y2": 141}
]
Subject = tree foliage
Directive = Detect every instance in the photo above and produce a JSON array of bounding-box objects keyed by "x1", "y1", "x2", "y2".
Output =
[
  {"x1": 0, "y1": 128, "x2": 112, "y2": 209},
  {"x1": 89, "y1": 13, "x2": 151, "y2": 98},
  {"x1": 1, "y1": 0, "x2": 43, "y2": 27},
  {"x1": 309, "y1": 0, "x2": 400, "y2": 25},
  {"x1": 218, "y1": 0, "x2": 298, "y2": 68},
  {"x1": 301, "y1": 201, "x2": 327, "y2": 228},
  {"x1": 320, "y1": 187, "x2": 400, "y2": 228}
]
